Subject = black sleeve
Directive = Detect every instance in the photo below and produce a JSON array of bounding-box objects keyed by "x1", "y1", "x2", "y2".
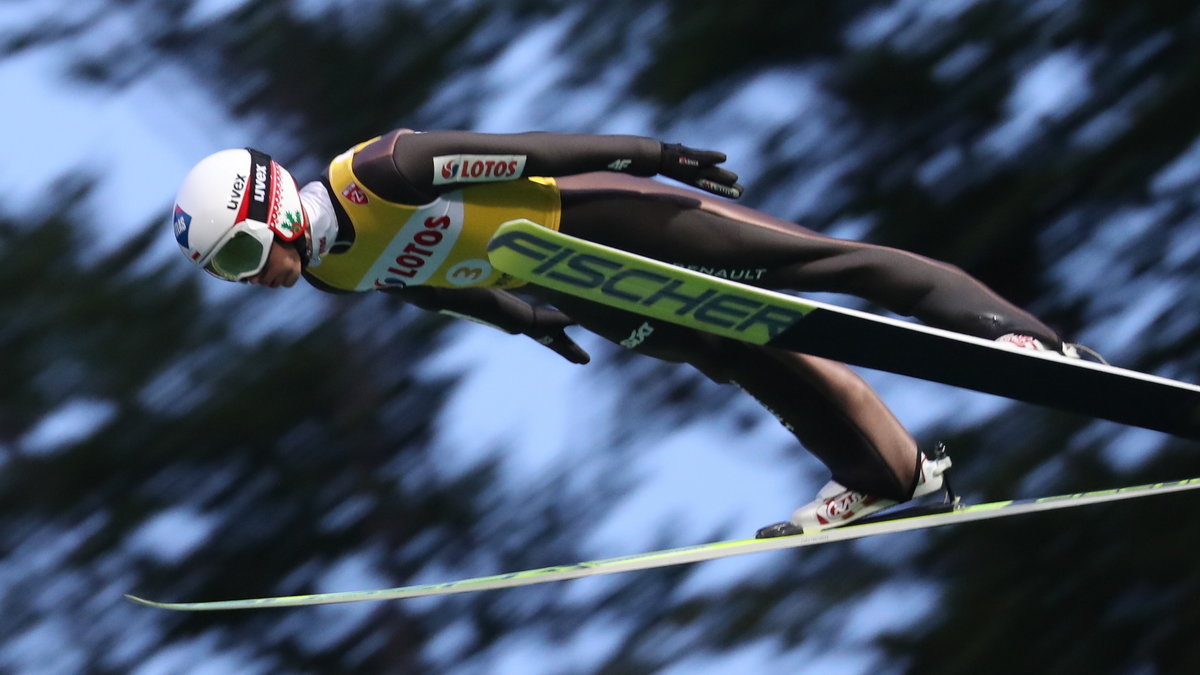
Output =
[
  {"x1": 380, "y1": 285, "x2": 539, "y2": 335},
  {"x1": 387, "y1": 130, "x2": 663, "y2": 202}
]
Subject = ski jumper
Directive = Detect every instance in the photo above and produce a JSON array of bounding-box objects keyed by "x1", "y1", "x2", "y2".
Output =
[{"x1": 304, "y1": 129, "x2": 1059, "y2": 501}]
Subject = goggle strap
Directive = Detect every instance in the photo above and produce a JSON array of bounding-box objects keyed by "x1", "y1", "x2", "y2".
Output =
[{"x1": 245, "y1": 148, "x2": 274, "y2": 226}]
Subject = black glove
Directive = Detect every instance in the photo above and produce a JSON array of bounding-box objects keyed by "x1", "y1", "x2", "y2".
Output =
[
  {"x1": 524, "y1": 306, "x2": 591, "y2": 364},
  {"x1": 659, "y1": 143, "x2": 744, "y2": 199}
]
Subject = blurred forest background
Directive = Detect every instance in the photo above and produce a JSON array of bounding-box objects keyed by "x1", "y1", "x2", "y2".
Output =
[{"x1": 3, "y1": 1, "x2": 1200, "y2": 673}]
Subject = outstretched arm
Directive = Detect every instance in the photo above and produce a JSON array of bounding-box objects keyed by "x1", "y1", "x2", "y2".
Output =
[
  {"x1": 382, "y1": 286, "x2": 591, "y2": 364},
  {"x1": 367, "y1": 130, "x2": 741, "y2": 202}
]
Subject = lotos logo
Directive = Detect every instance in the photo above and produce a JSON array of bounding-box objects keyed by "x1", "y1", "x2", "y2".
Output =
[
  {"x1": 373, "y1": 277, "x2": 409, "y2": 289},
  {"x1": 432, "y1": 154, "x2": 527, "y2": 185},
  {"x1": 173, "y1": 204, "x2": 192, "y2": 248},
  {"x1": 360, "y1": 202, "x2": 466, "y2": 291},
  {"x1": 341, "y1": 181, "x2": 368, "y2": 205}
]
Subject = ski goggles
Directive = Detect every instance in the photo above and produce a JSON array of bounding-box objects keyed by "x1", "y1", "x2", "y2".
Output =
[
  {"x1": 200, "y1": 148, "x2": 304, "y2": 282},
  {"x1": 202, "y1": 220, "x2": 275, "y2": 281}
]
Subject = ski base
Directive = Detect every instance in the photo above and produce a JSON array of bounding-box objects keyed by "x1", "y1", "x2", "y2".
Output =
[
  {"x1": 486, "y1": 219, "x2": 1200, "y2": 440},
  {"x1": 126, "y1": 477, "x2": 1200, "y2": 611}
]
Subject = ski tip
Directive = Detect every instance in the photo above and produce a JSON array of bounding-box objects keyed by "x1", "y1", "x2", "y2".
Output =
[{"x1": 125, "y1": 593, "x2": 175, "y2": 610}]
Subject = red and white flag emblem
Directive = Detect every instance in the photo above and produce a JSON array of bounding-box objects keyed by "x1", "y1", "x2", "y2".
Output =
[{"x1": 341, "y1": 182, "x2": 368, "y2": 205}]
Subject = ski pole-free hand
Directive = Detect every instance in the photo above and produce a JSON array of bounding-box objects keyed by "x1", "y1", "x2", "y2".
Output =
[{"x1": 658, "y1": 143, "x2": 744, "y2": 199}]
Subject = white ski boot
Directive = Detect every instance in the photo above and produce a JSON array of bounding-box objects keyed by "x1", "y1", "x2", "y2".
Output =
[
  {"x1": 756, "y1": 449, "x2": 953, "y2": 538},
  {"x1": 996, "y1": 333, "x2": 1108, "y2": 363}
]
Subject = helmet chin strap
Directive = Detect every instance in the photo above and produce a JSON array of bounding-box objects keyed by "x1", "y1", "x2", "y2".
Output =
[{"x1": 283, "y1": 229, "x2": 314, "y2": 268}]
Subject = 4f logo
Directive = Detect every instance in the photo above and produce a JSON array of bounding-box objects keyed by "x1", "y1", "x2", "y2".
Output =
[{"x1": 607, "y1": 159, "x2": 632, "y2": 171}]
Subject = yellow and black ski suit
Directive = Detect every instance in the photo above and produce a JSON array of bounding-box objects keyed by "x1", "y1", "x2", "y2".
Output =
[{"x1": 304, "y1": 129, "x2": 1058, "y2": 501}]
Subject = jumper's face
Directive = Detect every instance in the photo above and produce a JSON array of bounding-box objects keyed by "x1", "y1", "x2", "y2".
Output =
[{"x1": 246, "y1": 240, "x2": 302, "y2": 289}]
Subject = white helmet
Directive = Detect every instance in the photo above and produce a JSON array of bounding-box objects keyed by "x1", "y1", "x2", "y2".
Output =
[{"x1": 172, "y1": 148, "x2": 309, "y2": 281}]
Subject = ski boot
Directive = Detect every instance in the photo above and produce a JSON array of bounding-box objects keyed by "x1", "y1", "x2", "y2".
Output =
[
  {"x1": 755, "y1": 445, "x2": 954, "y2": 539},
  {"x1": 996, "y1": 333, "x2": 1108, "y2": 364}
]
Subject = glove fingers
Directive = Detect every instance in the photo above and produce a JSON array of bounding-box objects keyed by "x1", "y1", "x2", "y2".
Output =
[
  {"x1": 682, "y1": 148, "x2": 728, "y2": 166},
  {"x1": 562, "y1": 343, "x2": 591, "y2": 364},
  {"x1": 699, "y1": 166, "x2": 739, "y2": 185},
  {"x1": 695, "y1": 166, "x2": 743, "y2": 198},
  {"x1": 696, "y1": 179, "x2": 744, "y2": 199},
  {"x1": 660, "y1": 143, "x2": 742, "y2": 198},
  {"x1": 551, "y1": 335, "x2": 591, "y2": 364},
  {"x1": 532, "y1": 307, "x2": 577, "y2": 329}
]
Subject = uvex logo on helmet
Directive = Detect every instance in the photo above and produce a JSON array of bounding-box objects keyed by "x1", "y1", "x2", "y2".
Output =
[
  {"x1": 243, "y1": 149, "x2": 306, "y2": 242},
  {"x1": 226, "y1": 174, "x2": 247, "y2": 210},
  {"x1": 432, "y1": 154, "x2": 527, "y2": 185},
  {"x1": 243, "y1": 151, "x2": 274, "y2": 226},
  {"x1": 253, "y1": 160, "x2": 270, "y2": 204}
]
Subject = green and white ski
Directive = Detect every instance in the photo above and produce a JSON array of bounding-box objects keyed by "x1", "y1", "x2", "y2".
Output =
[
  {"x1": 126, "y1": 477, "x2": 1200, "y2": 611},
  {"x1": 486, "y1": 219, "x2": 1200, "y2": 440}
]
